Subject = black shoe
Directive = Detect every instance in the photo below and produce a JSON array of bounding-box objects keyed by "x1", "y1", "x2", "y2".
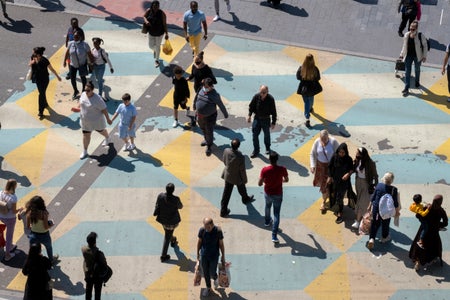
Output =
[
  {"x1": 65, "y1": 74, "x2": 71, "y2": 80},
  {"x1": 402, "y1": 89, "x2": 408, "y2": 97},
  {"x1": 243, "y1": 195, "x2": 255, "y2": 204},
  {"x1": 160, "y1": 255, "x2": 170, "y2": 262},
  {"x1": 415, "y1": 81, "x2": 420, "y2": 88},
  {"x1": 205, "y1": 147, "x2": 212, "y2": 156},
  {"x1": 72, "y1": 92, "x2": 79, "y2": 100},
  {"x1": 335, "y1": 216, "x2": 343, "y2": 224},
  {"x1": 310, "y1": 107, "x2": 314, "y2": 113},
  {"x1": 220, "y1": 209, "x2": 231, "y2": 218},
  {"x1": 200, "y1": 140, "x2": 207, "y2": 147},
  {"x1": 38, "y1": 113, "x2": 44, "y2": 120},
  {"x1": 305, "y1": 120, "x2": 311, "y2": 128},
  {"x1": 398, "y1": 31, "x2": 403, "y2": 37},
  {"x1": 250, "y1": 152, "x2": 259, "y2": 158}
]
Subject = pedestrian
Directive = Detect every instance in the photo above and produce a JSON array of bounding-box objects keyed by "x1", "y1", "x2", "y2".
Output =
[
  {"x1": 188, "y1": 51, "x2": 217, "y2": 93},
  {"x1": 220, "y1": 138, "x2": 254, "y2": 218},
  {"x1": 0, "y1": 179, "x2": 23, "y2": 262},
  {"x1": 258, "y1": 152, "x2": 289, "y2": 243},
  {"x1": 65, "y1": 17, "x2": 85, "y2": 80},
  {"x1": 143, "y1": 1, "x2": 169, "y2": 68},
  {"x1": 29, "y1": 47, "x2": 62, "y2": 119},
  {"x1": 441, "y1": 41, "x2": 450, "y2": 102},
  {"x1": 310, "y1": 129, "x2": 339, "y2": 213},
  {"x1": 248, "y1": 85, "x2": 277, "y2": 158},
  {"x1": 397, "y1": 0, "x2": 418, "y2": 37},
  {"x1": 196, "y1": 217, "x2": 225, "y2": 297},
  {"x1": 296, "y1": 53, "x2": 322, "y2": 128},
  {"x1": 64, "y1": 31, "x2": 94, "y2": 100},
  {"x1": 183, "y1": 1, "x2": 207, "y2": 57},
  {"x1": 26, "y1": 195, "x2": 58, "y2": 264},
  {"x1": 78, "y1": 81, "x2": 112, "y2": 159},
  {"x1": 409, "y1": 194, "x2": 429, "y2": 249},
  {"x1": 22, "y1": 243, "x2": 52, "y2": 300},
  {"x1": 172, "y1": 65, "x2": 190, "y2": 128},
  {"x1": 399, "y1": 20, "x2": 427, "y2": 97},
  {"x1": 111, "y1": 93, "x2": 137, "y2": 151},
  {"x1": 367, "y1": 172, "x2": 400, "y2": 250},
  {"x1": 1, "y1": 0, "x2": 8, "y2": 18},
  {"x1": 193, "y1": 78, "x2": 228, "y2": 156},
  {"x1": 153, "y1": 183, "x2": 183, "y2": 262},
  {"x1": 90, "y1": 37, "x2": 114, "y2": 101},
  {"x1": 82, "y1": 232, "x2": 107, "y2": 300},
  {"x1": 351, "y1": 147, "x2": 378, "y2": 230},
  {"x1": 328, "y1": 143, "x2": 354, "y2": 224},
  {"x1": 213, "y1": 0, "x2": 231, "y2": 22}
]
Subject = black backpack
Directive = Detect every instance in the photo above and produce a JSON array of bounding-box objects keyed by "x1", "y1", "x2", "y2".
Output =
[{"x1": 419, "y1": 32, "x2": 430, "y2": 52}]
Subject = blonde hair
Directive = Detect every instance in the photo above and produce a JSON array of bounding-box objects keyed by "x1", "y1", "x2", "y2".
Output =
[
  {"x1": 381, "y1": 172, "x2": 394, "y2": 185},
  {"x1": 301, "y1": 54, "x2": 317, "y2": 81}
]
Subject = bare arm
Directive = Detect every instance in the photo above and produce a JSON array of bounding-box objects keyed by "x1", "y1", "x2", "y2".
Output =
[
  {"x1": 196, "y1": 238, "x2": 202, "y2": 260},
  {"x1": 48, "y1": 64, "x2": 61, "y2": 81},
  {"x1": 219, "y1": 239, "x2": 225, "y2": 263}
]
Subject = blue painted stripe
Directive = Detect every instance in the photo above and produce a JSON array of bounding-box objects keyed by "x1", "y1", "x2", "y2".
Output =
[
  {"x1": 41, "y1": 160, "x2": 87, "y2": 188},
  {"x1": 82, "y1": 18, "x2": 140, "y2": 31},
  {"x1": 212, "y1": 35, "x2": 285, "y2": 52},
  {"x1": 107, "y1": 53, "x2": 163, "y2": 76},
  {"x1": 72, "y1": 293, "x2": 147, "y2": 300},
  {"x1": 0, "y1": 128, "x2": 46, "y2": 154}
]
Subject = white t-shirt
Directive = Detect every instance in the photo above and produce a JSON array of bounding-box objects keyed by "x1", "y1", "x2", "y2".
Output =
[
  {"x1": 0, "y1": 191, "x2": 18, "y2": 219},
  {"x1": 80, "y1": 92, "x2": 107, "y2": 131}
]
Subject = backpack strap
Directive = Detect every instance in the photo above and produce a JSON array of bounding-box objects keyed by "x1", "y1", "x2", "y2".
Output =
[{"x1": 418, "y1": 32, "x2": 424, "y2": 51}]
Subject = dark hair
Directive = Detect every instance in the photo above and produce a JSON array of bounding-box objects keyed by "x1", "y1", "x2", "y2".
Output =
[
  {"x1": 24, "y1": 243, "x2": 42, "y2": 268},
  {"x1": 166, "y1": 183, "x2": 175, "y2": 196},
  {"x1": 413, "y1": 194, "x2": 422, "y2": 204},
  {"x1": 122, "y1": 93, "x2": 131, "y2": 101},
  {"x1": 430, "y1": 194, "x2": 443, "y2": 210},
  {"x1": 173, "y1": 65, "x2": 183, "y2": 75},
  {"x1": 86, "y1": 232, "x2": 97, "y2": 248},
  {"x1": 33, "y1": 47, "x2": 46, "y2": 56},
  {"x1": 195, "y1": 51, "x2": 204, "y2": 61},
  {"x1": 356, "y1": 147, "x2": 369, "y2": 171},
  {"x1": 71, "y1": 17, "x2": 79, "y2": 24},
  {"x1": 86, "y1": 81, "x2": 95, "y2": 90},
  {"x1": 231, "y1": 138, "x2": 240, "y2": 150},
  {"x1": 28, "y1": 195, "x2": 47, "y2": 224},
  {"x1": 204, "y1": 78, "x2": 214, "y2": 87},
  {"x1": 152, "y1": 0, "x2": 160, "y2": 7},
  {"x1": 269, "y1": 151, "x2": 279, "y2": 165},
  {"x1": 92, "y1": 37, "x2": 104, "y2": 45},
  {"x1": 5, "y1": 178, "x2": 17, "y2": 193}
]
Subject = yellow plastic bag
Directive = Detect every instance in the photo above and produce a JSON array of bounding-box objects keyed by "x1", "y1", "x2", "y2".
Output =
[{"x1": 162, "y1": 39, "x2": 173, "y2": 55}]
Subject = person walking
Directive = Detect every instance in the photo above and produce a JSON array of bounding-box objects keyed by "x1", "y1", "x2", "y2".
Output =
[
  {"x1": 441, "y1": 42, "x2": 450, "y2": 102},
  {"x1": 188, "y1": 51, "x2": 217, "y2": 93},
  {"x1": 81, "y1": 232, "x2": 107, "y2": 300},
  {"x1": 26, "y1": 196, "x2": 58, "y2": 264},
  {"x1": 143, "y1": 1, "x2": 169, "y2": 68},
  {"x1": 196, "y1": 217, "x2": 225, "y2": 297},
  {"x1": 367, "y1": 172, "x2": 400, "y2": 250},
  {"x1": 220, "y1": 138, "x2": 254, "y2": 218},
  {"x1": 248, "y1": 85, "x2": 277, "y2": 158},
  {"x1": 64, "y1": 31, "x2": 94, "y2": 100},
  {"x1": 1, "y1": 0, "x2": 8, "y2": 18},
  {"x1": 65, "y1": 17, "x2": 85, "y2": 80},
  {"x1": 213, "y1": 0, "x2": 231, "y2": 22},
  {"x1": 78, "y1": 81, "x2": 112, "y2": 159},
  {"x1": 183, "y1": 1, "x2": 207, "y2": 57},
  {"x1": 29, "y1": 47, "x2": 61, "y2": 119},
  {"x1": 90, "y1": 37, "x2": 114, "y2": 101},
  {"x1": 22, "y1": 243, "x2": 53, "y2": 300},
  {"x1": 310, "y1": 129, "x2": 339, "y2": 213},
  {"x1": 171, "y1": 65, "x2": 190, "y2": 127},
  {"x1": 258, "y1": 152, "x2": 289, "y2": 243},
  {"x1": 111, "y1": 93, "x2": 137, "y2": 151},
  {"x1": 296, "y1": 54, "x2": 322, "y2": 128},
  {"x1": 193, "y1": 78, "x2": 228, "y2": 156},
  {"x1": 153, "y1": 183, "x2": 183, "y2": 262},
  {"x1": 351, "y1": 147, "x2": 378, "y2": 230},
  {"x1": 397, "y1": 0, "x2": 418, "y2": 37},
  {"x1": 0, "y1": 179, "x2": 23, "y2": 262},
  {"x1": 399, "y1": 20, "x2": 427, "y2": 97}
]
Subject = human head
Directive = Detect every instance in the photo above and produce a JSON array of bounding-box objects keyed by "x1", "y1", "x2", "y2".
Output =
[
  {"x1": 151, "y1": 1, "x2": 160, "y2": 10},
  {"x1": 28, "y1": 243, "x2": 42, "y2": 258},
  {"x1": 33, "y1": 47, "x2": 45, "y2": 57},
  {"x1": 203, "y1": 217, "x2": 214, "y2": 232},
  {"x1": 231, "y1": 138, "x2": 240, "y2": 150},
  {"x1": 269, "y1": 151, "x2": 279, "y2": 165},
  {"x1": 73, "y1": 31, "x2": 82, "y2": 42},
  {"x1": 431, "y1": 194, "x2": 443, "y2": 209},
  {"x1": 92, "y1": 37, "x2": 103, "y2": 48},
  {"x1": 5, "y1": 178, "x2": 17, "y2": 192},
  {"x1": 336, "y1": 143, "x2": 348, "y2": 158},
  {"x1": 85, "y1": 81, "x2": 95, "y2": 93},
  {"x1": 381, "y1": 172, "x2": 394, "y2": 185},
  {"x1": 86, "y1": 232, "x2": 98, "y2": 248},
  {"x1": 122, "y1": 93, "x2": 131, "y2": 105},
  {"x1": 29, "y1": 195, "x2": 46, "y2": 211},
  {"x1": 259, "y1": 85, "x2": 269, "y2": 99},
  {"x1": 190, "y1": 1, "x2": 198, "y2": 14},
  {"x1": 166, "y1": 183, "x2": 175, "y2": 195},
  {"x1": 410, "y1": 20, "x2": 418, "y2": 32},
  {"x1": 319, "y1": 129, "x2": 330, "y2": 144},
  {"x1": 356, "y1": 147, "x2": 369, "y2": 161},
  {"x1": 204, "y1": 78, "x2": 214, "y2": 89},
  {"x1": 413, "y1": 194, "x2": 422, "y2": 204},
  {"x1": 194, "y1": 51, "x2": 204, "y2": 65},
  {"x1": 71, "y1": 17, "x2": 79, "y2": 28},
  {"x1": 302, "y1": 53, "x2": 315, "y2": 68}
]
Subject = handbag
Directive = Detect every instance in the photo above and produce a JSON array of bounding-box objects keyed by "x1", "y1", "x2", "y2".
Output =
[
  {"x1": 218, "y1": 261, "x2": 231, "y2": 288},
  {"x1": 26, "y1": 68, "x2": 33, "y2": 81},
  {"x1": 359, "y1": 212, "x2": 372, "y2": 235},
  {"x1": 141, "y1": 23, "x2": 149, "y2": 34},
  {"x1": 395, "y1": 59, "x2": 405, "y2": 71}
]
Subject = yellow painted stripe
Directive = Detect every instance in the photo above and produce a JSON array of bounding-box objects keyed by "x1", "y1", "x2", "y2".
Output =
[
  {"x1": 160, "y1": 35, "x2": 188, "y2": 63},
  {"x1": 428, "y1": 75, "x2": 450, "y2": 113},
  {"x1": 141, "y1": 264, "x2": 188, "y2": 299},
  {"x1": 290, "y1": 133, "x2": 318, "y2": 168},
  {"x1": 6, "y1": 269, "x2": 27, "y2": 292},
  {"x1": 435, "y1": 138, "x2": 450, "y2": 164}
]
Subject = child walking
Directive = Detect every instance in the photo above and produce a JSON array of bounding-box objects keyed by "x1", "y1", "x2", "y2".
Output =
[
  {"x1": 111, "y1": 93, "x2": 137, "y2": 151},
  {"x1": 172, "y1": 65, "x2": 190, "y2": 128},
  {"x1": 409, "y1": 194, "x2": 429, "y2": 248}
]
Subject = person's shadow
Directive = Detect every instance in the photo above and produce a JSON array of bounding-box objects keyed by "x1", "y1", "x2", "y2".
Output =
[
  {"x1": 259, "y1": 1, "x2": 308, "y2": 16},
  {"x1": 310, "y1": 111, "x2": 351, "y2": 137},
  {"x1": 0, "y1": 16, "x2": 33, "y2": 34},
  {"x1": 276, "y1": 233, "x2": 327, "y2": 258},
  {"x1": 50, "y1": 265, "x2": 85, "y2": 296},
  {"x1": 410, "y1": 86, "x2": 450, "y2": 108},
  {"x1": 128, "y1": 148, "x2": 163, "y2": 167},
  {"x1": 0, "y1": 157, "x2": 32, "y2": 187},
  {"x1": 220, "y1": 12, "x2": 261, "y2": 33},
  {"x1": 46, "y1": 107, "x2": 80, "y2": 130}
]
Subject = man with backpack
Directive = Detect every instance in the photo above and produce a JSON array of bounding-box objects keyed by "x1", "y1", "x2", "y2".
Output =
[
  {"x1": 399, "y1": 20, "x2": 428, "y2": 97},
  {"x1": 367, "y1": 172, "x2": 400, "y2": 250}
]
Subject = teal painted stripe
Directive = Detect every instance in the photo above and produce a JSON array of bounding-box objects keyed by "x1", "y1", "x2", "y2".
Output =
[
  {"x1": 107, "y1": 53, "x2": 162, "y2": 76},
  {"x1": 82, "y1": 18, "x2": 140, "y2": 31},
  {"x1": 372, "y1": 153, "x2": 450, "y2": 184},
  {"x1": 0, "y1": 128, "x2": 46, "y2": 154},
  {"x1": 6, "y1": 80, "x2": 38, "y2": 103},
  {"x1": 212, "y1": 35, "x2": 285, "y2": 52},
  {"x1": 53, "y1": 221, "x2": 163, "y2": 257},
  {"x1": 391, "y1": 290, "x2": 450, "y2": 300},
  {"x1": 335, "y1": 98, "x2": 450, "y2": 126}
]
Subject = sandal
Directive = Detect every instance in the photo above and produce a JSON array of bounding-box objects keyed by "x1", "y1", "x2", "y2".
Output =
[{"x1": 320, "y1": 204, "x2": 327, "y2": 214}]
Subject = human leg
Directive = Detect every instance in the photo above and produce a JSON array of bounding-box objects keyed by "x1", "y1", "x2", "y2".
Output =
[
  {"x1": 201, "y1": 256, "x2": 212, "y2": 288},
  {"x1": 189, "y1": 33, "x2": 202, "y2": 57},
  {"x1": 40, "y1": 231, "x2": 54, "y2": 262},
  {"x1": 85, "y1": 279, "x2": 94, "y2": 300},
  {"x1": 398, "y1": 13, "x2": 408, "y2": 34},
  {"x1": 272, "y1": 195, "x2": 282, "y2": 239},
  {"x1": 381, "y1": 218, "x2": 391, "y2": 239},
  {"x1": 70, "y1": 65, "x2": 79, "y2": 96},
  {"x1": 413, "y1": 57, "x2": 421, "y2": 86},
  {"x1": 0, "y1": 217, "x2": 16, "y2": 259},
  {"x1": 252, "y1": 118, "x2": 262, "y2": 154},
  {"x1": 36, "y1": 79, "x2": 49, "y2": 116},
  {"x1": 93, "y1": 281, "x2": 103, "y2": 300},
  {"x1": 80, "y1": 75, "x2": 87, "y2": 93},
  {"x1": 148, "y1": 35, "x2": 158, "y2": 58},
  {"x1": 93, "y1": 64, "x2": 106, "y2": 96},
  {"x1": 404, "y1": 55, "x2": 414, "y2": 91},
  {"x1": 154, "y1": 34, "x2": 164, "y2": 61},
  {"x1": 236, "y1": 183, "x2": 251, "y2": 203},
  {"x1": 204, "y1": 112, "x2": 217, "y2": 147},
  {"x1": 264, "y1": 192, "x2": 273, "y2": 225},
  {"x1": 220, "y1": 181, "x2": 234, "y2": 215},
  {"x1": 302, "y1": 95, "x2": 313, "y2": 120},
  {"x1": 1, "y1": 0, "x2": 7, "y2": 18},
  {"x1": 82, "y1": 132, "x2": 92, "y2": 152},
  {"x1": 161, "y1": 228, "x2": 174, "y2": 258},
  {"x1": 447, "y1": 65, "x2": 450, "y2": 94},
  {"x1": 214, "y1": 0, "x2": 219, "y2": 14},
  {"x1": 261, "y1": 118, "x2": 271, "y2": 152}
]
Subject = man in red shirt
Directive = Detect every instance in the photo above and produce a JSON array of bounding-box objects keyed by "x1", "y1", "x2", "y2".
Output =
[{"x1": 258, "y1": 152, "x2": 289, "y2": 243}]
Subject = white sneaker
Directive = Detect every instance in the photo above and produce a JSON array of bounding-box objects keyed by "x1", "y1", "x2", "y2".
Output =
[
  {"x1": 380, "y1": 235, "x2": 391, "y2": 243},
  {"x1": 201, "y1": 288, "x2": 210, "y2": 297},
  {"x1": 102, "y1": 137, "x2": 110, "y2": 146},
  {"x1": 367, "y1": 238, "x2": 374, "y2": 250},
  {"x1": 127, "y1": 144, "x2": 136, "y2": 151},
  {"x1": 213, "y1": 278, "x2": 219, "y2": 289},
  {"x1": 351, "y1": 220, "x2": 360, "y2": 229},
  {"x1": 80, "y1": 150, "x2": 88, "y2": 159},
  {"x1": 123, "y1": 144, "x2": 129, "y2": 151},
  {"x1": 227, "y1": 3, "x2": 231, "y2": 11},
  {"x1": 213, "y1": 15, "x2": 220, "y2": 22},
  {"x1": 172, "y1": 120, "x2": 178, "y2": 128}
]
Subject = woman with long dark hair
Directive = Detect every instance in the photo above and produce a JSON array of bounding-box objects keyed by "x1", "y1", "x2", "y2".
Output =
[
  {"x1": 29, "y1": 47, "x2": 61, "y2": 119},
  {"x1": 22, "y1": 243, "x2": 52, "y2": 300},
  {"x1": 188, "y1": 51, "x2": 217, "y2": 93}
]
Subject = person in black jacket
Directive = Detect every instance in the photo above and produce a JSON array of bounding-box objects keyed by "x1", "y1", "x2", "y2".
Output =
[
  {"x1": 82, "y1": 232, "x2": 107, "y2": 300},
  {"x1": 22, "y1": 243, "x2": 52, "y2": 300},
  {"x1": 154, "y1": 183, "x2": 183, "y2": 262}
]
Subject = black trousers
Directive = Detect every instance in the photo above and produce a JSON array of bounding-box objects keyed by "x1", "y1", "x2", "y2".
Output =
[
  {"x1": 398, "y1": 12, "x2": 416, "y2": 34},
  {"x1": 85, "y1": 279, "x2": 102, "y2": 300},
  {"x1": 36, "y1": 79, "x2": 49, "y2": 115},
  {"x1": 221, "y1": 181, "x2": 250, "y2": 214}
]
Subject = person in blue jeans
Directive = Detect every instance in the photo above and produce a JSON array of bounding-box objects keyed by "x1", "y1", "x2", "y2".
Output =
[
  {"x1": 258, "y1": 152, "x2": 289, "y2": 243},
  {"x1": 196, "y1": 217, "x2": 225, "y2": 297},
  {"x1": 399, "y1": 20, "x2": 427, "y2": 97},
  {"x1": 91, "y1": 37, "x2": 114, "y2": 101}
]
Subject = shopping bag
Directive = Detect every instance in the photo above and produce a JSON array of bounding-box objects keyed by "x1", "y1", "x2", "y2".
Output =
[
  {"x1": 218, "y1": 262, "x2": 231, "y2": 288},
  {"x1": 162, "y1": 40, "x2": 173, "y2": 55},
  {"x1": 359, "y1": 212, "x2": 372, "y2": 235},
  {"x1": 193, "y1": 260, "x2": 202, "y2": 286},
  {"x1": 0, "y1": 224, "x2": 6, "y2": 248}
]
